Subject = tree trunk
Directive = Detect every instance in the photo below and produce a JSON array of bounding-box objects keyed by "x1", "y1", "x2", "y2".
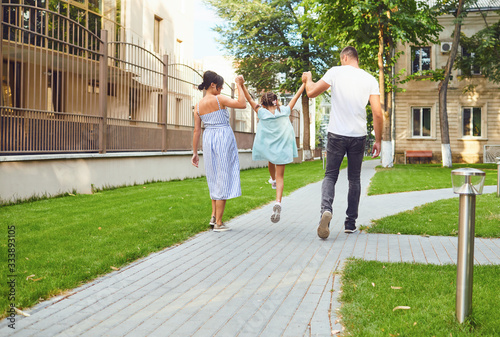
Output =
[
  {"x1": 301, "y1": 91, "x2": 311, "y2": 160},
  {"x1": 379, "y1": 21, "x2": 393, "y2": 168},
  {"x1": 302, "y1": 32, "x2": 312, "y2": 160},
  {"x1": 438, "y1": 0, "x2": 465, "y2": 168}
]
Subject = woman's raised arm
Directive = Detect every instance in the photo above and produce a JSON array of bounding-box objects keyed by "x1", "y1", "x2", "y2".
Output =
[{"x1": 217, "y1": 76, "x2": 247, "y2": 109}]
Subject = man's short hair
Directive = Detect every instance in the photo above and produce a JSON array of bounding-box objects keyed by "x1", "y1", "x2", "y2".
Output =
[{"x1": 340, "y1": 46, "x2": 358, "y2": 61}]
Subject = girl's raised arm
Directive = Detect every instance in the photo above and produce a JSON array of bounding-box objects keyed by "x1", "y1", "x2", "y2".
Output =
[
  {"x1": 239, "y1": 78, "x2": 260, "y2": 113},
  {"x1": 287, "y1": 83, "x2": 306, "y2": 110}
]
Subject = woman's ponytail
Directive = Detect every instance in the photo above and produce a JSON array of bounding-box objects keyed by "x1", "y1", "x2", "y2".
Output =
[{"x1": 198, "y1": 70, "x2": 224, "y2": 91}]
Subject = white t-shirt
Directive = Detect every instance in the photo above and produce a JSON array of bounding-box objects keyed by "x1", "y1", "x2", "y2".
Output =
[{"x1": 321, "y1": 65, "x2": 380, "y2": 137}]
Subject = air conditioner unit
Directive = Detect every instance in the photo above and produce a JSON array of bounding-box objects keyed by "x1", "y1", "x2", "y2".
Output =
[{"x1": 441, "y1": 42, "x2": 452, "y2": 53}]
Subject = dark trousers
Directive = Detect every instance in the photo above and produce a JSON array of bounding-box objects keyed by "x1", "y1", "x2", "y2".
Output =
[{"x1": 321, "y1": 133, "x2": 366, "y2": 226}]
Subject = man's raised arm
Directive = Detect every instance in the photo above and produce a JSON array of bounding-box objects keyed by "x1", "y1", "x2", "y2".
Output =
[{"x1": 302, "y1": 71, "x2": 330, "y2": 98}]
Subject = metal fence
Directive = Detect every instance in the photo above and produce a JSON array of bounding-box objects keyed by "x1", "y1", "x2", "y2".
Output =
[
  {"x1": 0, "y1": 3, "x2": 297, "y2": 155},
  {"x1": 1, "y1": 3, "x2": 105, "y2": 153}
]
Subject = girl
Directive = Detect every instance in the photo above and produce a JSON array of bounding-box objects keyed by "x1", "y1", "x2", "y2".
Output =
[
  {"x1": 240, "y1": 77, "x2": 305, "y2": 222},
  {"x1": 191, "y1": 71, "x2": 246, "y2": 232}
]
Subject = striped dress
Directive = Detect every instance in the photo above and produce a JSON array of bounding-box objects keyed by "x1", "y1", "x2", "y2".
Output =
[{"x1": 199, "y1": 96, "x2": 241, "y2": 200}]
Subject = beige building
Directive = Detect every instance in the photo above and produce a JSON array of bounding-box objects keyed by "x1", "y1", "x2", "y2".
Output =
[
  {"x1": 1, "y1": 0, "x2": 198, "y2": 154},
  {"x1": 0, "y1": 0, "x2": 269, "y2": 203},
  {"x1": 393, "y1": 5, "x2": 500, "y2": 163}
]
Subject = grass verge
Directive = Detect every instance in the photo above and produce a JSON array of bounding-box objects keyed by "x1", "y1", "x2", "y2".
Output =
[
  {"x1": 368, "y1": 164, "x2": 497, "y2": 195},
  {"x1": 340, "y1": 259, "x2": 500, "y2": 336},
  {"x1": 367, "y1": 193, "x2": 500, "y2": 237},
  {"x1": 0, "y1": 159, "x2": 342, "y2": 317}
]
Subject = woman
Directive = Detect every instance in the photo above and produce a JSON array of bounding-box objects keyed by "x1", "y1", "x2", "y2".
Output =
[
  {"x1": 240, "y1": 77, "x2": 305, "y2": 223},
  {"x1": 191, "y1": 71, "x2": 246, "y2": 232}
]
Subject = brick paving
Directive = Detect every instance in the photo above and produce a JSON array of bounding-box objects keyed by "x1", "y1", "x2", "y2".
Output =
[{"x1": 2, "y1": 160, "x2": 499, "y2": 337}]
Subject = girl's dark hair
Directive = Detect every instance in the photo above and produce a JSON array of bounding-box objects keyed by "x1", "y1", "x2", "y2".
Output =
[
  {"x1": 260, "y1": 92, "x2": 280, "y2": 111},
  {"x1": 198, "y1": 70, "x2": 224, "y2": 91}
]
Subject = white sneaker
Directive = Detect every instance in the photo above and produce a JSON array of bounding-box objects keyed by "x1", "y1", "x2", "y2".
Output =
[
  {"x1": 268, "y1": 177, "x2": 276, "y2": 189},
  {"x1": 271, "y1": 203, "x2": 281, "y2": 223}
]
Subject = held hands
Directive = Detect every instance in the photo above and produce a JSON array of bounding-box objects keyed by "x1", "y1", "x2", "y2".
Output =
[
  {"x1": 235, "y1": 75, "x2": 244, "y2": 85},
  {"x1": 302, "y1": 71, "x2": 312, "y2": 83},
  {"x1": 191, "y1": 152, "x2": 199, "y2": 168}
]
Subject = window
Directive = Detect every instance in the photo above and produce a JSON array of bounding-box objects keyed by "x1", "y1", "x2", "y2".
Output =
[
  {"x1": 2, "y1": 61, "x2": 21, "y2": 108},
  {"x1": 412, "y1": 107, "x2": 431, "y2": 137},
  {"x1": 462, "y1": 107, "x2": 481, "y2": 137},
  {"x1": 47, "y1": 71, "x2": 64, "y2": 112},
  {"x1": 88, "y1": 0, "x2": 103, "y2": 14},
  {"x1": 461, "y1": 47, "x2": 481, "y2": 75},
  {"x1": 411, "y1": 47, "x2": 431, "y2": 74},
  {"x1": 157, "y1": 94, "x2": 164, "y2": 123},
  {"x1": 154, "y1": 16, "x2": 162, "y2": 53}
]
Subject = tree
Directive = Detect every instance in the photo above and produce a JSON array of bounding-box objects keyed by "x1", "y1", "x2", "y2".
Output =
[
  {"x1": 205, "y1": 0, "x2": 334, "y2": 158},
  {"x1": 455, "y1": 9, "x2": 500, "y2": 84},
  {"x1": 437, "y1": 0, "x2": 467, "y2": 167},
  {"x1": 304, "y1": 0, "x2": 441, "y2": 167},
  {"x1": 404, "y1": 0, "x2": 493, "y2": 167}
]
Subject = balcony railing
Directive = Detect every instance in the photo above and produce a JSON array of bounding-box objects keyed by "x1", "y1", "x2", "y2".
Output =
[{"x1": 0, "y1": 3, "x2": 297, "y2": 155}]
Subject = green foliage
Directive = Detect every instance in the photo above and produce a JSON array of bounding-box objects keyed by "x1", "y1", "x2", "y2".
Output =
[
  {"x1": 303, "y1": 0, "x2": 442, "y2": 86},
  {"x1": 341, "y1": 259, "x2": 500, "y2": 336},
  {"x1": 402, "y1": 2, "x2": 500, "y2": 85},
  {"x1": 204, "y1": 0, "x2": 334, "y2": 92},
  {"x1": 455, "y1": 12, "x2": 500, "y2": 83},
  {"x1": 401, "y1": 68, "x2": 446, "y2": 83}
]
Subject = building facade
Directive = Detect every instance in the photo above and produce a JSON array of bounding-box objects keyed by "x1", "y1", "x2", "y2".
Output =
[
  {"x1": 393, "y1": 5, "x2": 500, "y2": 163},
  {"x1": 1, "y1": 0, "x2": 204, "y2": 154}
]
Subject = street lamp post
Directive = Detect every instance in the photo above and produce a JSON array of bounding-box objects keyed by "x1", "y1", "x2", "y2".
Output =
[{"x1": 451, "y1": 168, "x2": 486, "y2": 323}]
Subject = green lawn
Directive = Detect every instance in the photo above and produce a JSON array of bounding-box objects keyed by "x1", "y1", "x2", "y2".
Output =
[
  {"x1": 367, "y1": 192, "x2": 500, "y2": 237},
  {"x1": 340, "y1": 259, "x2": 500, "y2": 336},
  {"x1": 344, "y1": 163, "x2": 500, "y2": 336},
  {"x1": 368, "y1": 163, "x2": 498, "y2": 195},
  {"x1": 0, "y1": 159, "x2": 338, "y2": 317},
  {"x1": 366, "y1": 163, "x2": 499, "y2": 237}
]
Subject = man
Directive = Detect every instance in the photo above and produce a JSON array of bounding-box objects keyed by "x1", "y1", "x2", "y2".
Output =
[{"x1": 302, "y1": 46, "x2": 383, "y2": 238}]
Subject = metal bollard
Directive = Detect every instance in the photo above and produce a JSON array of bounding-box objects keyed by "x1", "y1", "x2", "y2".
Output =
[{"x1": 451, "y1": 168, "x2": 485, "y2": 323}]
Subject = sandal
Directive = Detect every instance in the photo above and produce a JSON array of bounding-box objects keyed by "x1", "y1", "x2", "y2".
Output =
[{"x1": 213, "y1": 223, "x2": 231, "y2": 232}]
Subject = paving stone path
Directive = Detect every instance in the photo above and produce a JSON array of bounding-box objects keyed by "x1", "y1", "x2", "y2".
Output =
[{"x1": 2, "y1": 160, "x2": 499, "y2": 337}]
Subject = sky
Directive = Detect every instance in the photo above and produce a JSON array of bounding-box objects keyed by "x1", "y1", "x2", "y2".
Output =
[{"x1": 193, "y1": 0, "x2": 226, "y2": 59}]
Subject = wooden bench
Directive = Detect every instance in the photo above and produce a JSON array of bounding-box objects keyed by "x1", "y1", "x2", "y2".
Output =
[{"x1": 405, "y1": 150, "x2": 432, "y2": 164}]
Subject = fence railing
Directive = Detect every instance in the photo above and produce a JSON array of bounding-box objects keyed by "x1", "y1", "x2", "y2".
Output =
[{"x1": 0, "y1": 3, "x2": 297, "y2": 155}]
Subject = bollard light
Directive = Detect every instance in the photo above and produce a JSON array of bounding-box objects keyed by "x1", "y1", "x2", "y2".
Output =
[{"x1": 451, "y1": 167, "x2": 485, "y2": 323}]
